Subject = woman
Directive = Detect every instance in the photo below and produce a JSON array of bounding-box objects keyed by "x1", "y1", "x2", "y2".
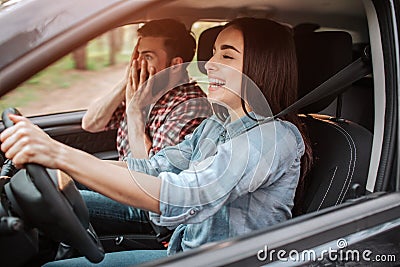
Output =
[{"x1": 0, "y1": 17, "x2": 312, "y2": 266}]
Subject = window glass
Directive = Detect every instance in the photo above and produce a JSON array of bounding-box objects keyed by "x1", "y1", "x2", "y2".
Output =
[
  {"x1": 0, "y1": 21, "x2": 226, "y2": 117},
  {"x1": 0, "y1": 25, "x2": 137, "y2": 117}
]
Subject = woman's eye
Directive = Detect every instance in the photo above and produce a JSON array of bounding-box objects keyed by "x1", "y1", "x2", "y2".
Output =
[
  {"x1": 223, "y1": 55, "x2": 234, "y2": 59},
  {"x1": 145, "y1": 55, "x2": 152, "y2": 60}
]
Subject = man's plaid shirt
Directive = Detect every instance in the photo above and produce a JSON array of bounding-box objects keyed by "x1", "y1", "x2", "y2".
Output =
[{"x1": 106, "y1": 82, "x2": 212, "y2": 160}]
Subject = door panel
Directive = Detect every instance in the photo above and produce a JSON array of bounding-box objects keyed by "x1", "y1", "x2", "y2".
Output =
[
  {"x1": 142, "y1": 192, "x2": 400, "y2": 266},
  {"x1": 0, "y1": 110, "x2": 118, "y2": 161}
]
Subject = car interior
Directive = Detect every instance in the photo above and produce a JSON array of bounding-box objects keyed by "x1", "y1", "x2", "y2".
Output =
[
  {"x1": 1, "y1": 0, "x2": 398, "y2": 266},
  {"x1": 96, "y1": 18, "x2": 374, "y2": 251}
]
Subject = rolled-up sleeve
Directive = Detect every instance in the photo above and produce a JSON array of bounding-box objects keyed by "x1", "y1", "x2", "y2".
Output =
[
  {"x1": 151, "y1": 121, "x2": 302, "y2": 228},
  {"x1": 125, "y1": 120, "x2": 209, "y2": 176},
  {"x1": 153, "y1": 123, "x2": 281, "y2": 227}
]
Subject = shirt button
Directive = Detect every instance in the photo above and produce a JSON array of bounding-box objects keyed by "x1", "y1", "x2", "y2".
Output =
[{"x1": 189, "y1": 209, "x2": 196, "y2": 215}]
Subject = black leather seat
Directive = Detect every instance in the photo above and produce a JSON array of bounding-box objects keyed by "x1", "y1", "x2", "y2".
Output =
[
  {"x1": 299, "y1": 115, "x2": 372, "y2": 213},
  {"x1": 294, "y1": 25, "x2": 373, "y2": 214},
  {"x1": 295, "y1": 24, "x2": 374, "y2": 132},
  {"x1": 294, "y1": 24, "x2": 353, "y2": 114}
]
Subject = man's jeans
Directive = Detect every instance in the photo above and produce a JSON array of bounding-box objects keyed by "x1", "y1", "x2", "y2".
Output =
[{"x1": 80, "y1": 190, "x2": 153, "y2": 235}]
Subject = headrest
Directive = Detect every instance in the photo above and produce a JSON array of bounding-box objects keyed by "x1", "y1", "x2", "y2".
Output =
[
  {"x1": 294, "y1": 24, "x2": 353, "y2": 113},
  {"x1": 197, "y1": 26, "x2": 223, "y2": 74}
]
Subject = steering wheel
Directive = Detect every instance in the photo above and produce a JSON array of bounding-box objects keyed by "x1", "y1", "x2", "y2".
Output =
[{"x1": 1, "y1": 108, "x2": 104, "y2": 263}]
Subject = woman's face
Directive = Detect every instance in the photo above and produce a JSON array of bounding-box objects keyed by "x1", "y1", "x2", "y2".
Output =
[{"x1": 205, "y1": 26, "x2": 244, "y2": 111}]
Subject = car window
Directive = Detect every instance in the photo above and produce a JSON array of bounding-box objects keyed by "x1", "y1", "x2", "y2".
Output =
[
  {"x1": 0, "y1": 22, "x2": 226, "y2": 117},
  {"x1": 0, "y1": 25, "x2": 138, "y2": 117}
]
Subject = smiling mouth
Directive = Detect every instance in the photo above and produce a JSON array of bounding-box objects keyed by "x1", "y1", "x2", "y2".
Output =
[{"x1": 208, "y1": 78, "x2": 226, "y2": 88}]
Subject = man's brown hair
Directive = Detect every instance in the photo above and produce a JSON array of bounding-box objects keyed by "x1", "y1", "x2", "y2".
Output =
[{"x1": 138, "y1": 19, "x2": 196, "y2": 64}]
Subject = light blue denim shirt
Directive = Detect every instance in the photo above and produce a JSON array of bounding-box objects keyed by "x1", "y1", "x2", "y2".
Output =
[{"x1": 126, "y1": 113, "x2": 304, "y2": 255}]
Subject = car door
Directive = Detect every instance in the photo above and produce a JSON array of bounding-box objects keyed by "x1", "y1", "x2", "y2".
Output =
[
  {"x1": 137, "y1": 192, "x2": 400, "y2": 266},
  {"x1": 31, "y1": 112, "x2": 117, "y2": 160}
]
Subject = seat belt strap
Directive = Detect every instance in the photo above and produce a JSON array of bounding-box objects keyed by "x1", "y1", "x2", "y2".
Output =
[{"x1": 274, "y1": 47, "x2": 372, "y2": 119}]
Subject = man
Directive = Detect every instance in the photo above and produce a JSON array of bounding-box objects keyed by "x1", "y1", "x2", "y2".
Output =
[
  {"x1": 80, "y1": 19, "x2": 212, "y2": 235},
  {"x1": 82, "y1": 19, "x2": 211, "y2": 160}
]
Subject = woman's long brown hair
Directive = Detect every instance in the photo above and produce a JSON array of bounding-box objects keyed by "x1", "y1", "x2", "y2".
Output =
[{"x1": 224, "y1": 18, "x2": 313, "y2": 216}]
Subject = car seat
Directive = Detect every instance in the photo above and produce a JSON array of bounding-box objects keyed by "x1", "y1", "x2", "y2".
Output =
[{"x1": 293, "y1": 24, "x2": 373, "y2": 214}]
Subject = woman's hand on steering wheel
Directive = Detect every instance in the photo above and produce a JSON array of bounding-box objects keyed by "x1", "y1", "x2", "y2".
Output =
[
  {"x1": 0, "y1": 108, "x2": 105, "y2": 263},
  {"x1": 0, "y1": 114, "x2": 61, "y2": 169}
]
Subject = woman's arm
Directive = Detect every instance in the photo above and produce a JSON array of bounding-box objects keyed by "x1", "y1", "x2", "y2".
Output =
[
  {"x1": 0, "y1": 114, "x2": 161, "y2": 213},
  {"x1": 59, "y1": 146, "x2": 161, "y2": 213}
]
